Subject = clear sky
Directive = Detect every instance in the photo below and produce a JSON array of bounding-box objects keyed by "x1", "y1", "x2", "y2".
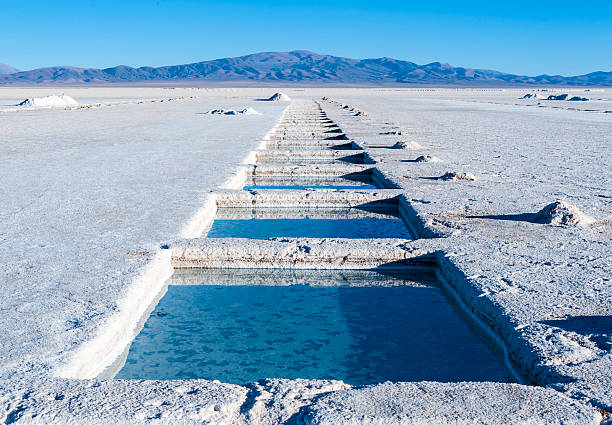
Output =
[{"x1": 1, "y1": 0, "x2": 611, "y2": 76}]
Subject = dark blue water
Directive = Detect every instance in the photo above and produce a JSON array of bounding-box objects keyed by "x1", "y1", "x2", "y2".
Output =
[
  {"x1": 116, "y1": 272, "x2": 510, "y2": 384},
  {"x1": 206, "y1": 216, "x2": 411, "y2": 239}
]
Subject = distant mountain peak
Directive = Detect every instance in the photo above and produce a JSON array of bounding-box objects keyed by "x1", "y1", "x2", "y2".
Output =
[
  {"x1": 0, "y1": 63, "x2": 20, "y2": 74},
  {"x1": 289, "y1": 50, "x2": 318, "y2": 55},
  {"x1": 1, "y1": 51, "x2": 610, "y2": 86}
]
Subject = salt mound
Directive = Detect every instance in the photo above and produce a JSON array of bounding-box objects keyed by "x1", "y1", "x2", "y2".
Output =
[
  {"x1": 438, "y1": 172, "x2": 476, "y2": 181},
  {"x1": 205, "y1": 108, "x2": 260, "y2": 116},
  {"x1": 520, "y1": 93, "x2": 545, "y2": 100},
  {"x1": 544, "y1": 94, "x2": 588, "y2": 101},
  {"x1": 392, "y1": 141, "x2": 421, "y2": 150},
  {"x1": 531, "y1": 201, "x2": 595, "y2": 226},
  {"x1": 266, "y1": 92, "x2": 291, "y2": 102},
  {"x1": 522, "y1": 93, "x2": 588, "y2": 101},
  {"x1": 546, "y1": 94, "x2": 569, "y2": 100},
  {"x1": 17, "y1": 95, "x2": 78, "y2": 108},
  {"x1": 240, "y1": 107, "x2": 261, "y2": 115},
  {"x1": 206, "y1": 109, "x2": 233, "y2": 115},
  {"x1": 415, "y1": 155, "x2": 441, "y2": 163}
]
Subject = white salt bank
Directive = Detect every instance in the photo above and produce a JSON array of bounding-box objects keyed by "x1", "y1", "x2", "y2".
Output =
[{"x1": 17, "y1": 95, "x2": 79, "y2": 108}]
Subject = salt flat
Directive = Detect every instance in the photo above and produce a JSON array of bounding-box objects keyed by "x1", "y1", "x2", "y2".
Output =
[
  {"x1": 0, "y1": 88, "x2": 286, "y2": 379},
  {"x1": 319, "y1": 89, "x2": 612, "y2": 416},
  {"x1": 0, "y1": 87, "x2": 610, "y2": 424}
]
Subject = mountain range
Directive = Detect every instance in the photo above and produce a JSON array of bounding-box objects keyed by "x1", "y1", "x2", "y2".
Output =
[{"x1": 1, "y1": 51, "x2": 610, "y2": 86}]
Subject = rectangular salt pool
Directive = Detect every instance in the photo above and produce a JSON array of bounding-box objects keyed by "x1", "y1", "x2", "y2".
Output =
[
  {"x1": 256, "y1": 154, "x2": 366, "y2": 165},
  {"x1": 206, "y1": 207, "x2": 412, "y2": 239},
  {"x1": 115, "y1": 269, "x2": 511, "y2": 384},
  {"x1": 267, "y1": 142, "x2": 360, "y2": 150},
  {"x1": 243, "y1": 175, "x2": 378, "y2": 190}
]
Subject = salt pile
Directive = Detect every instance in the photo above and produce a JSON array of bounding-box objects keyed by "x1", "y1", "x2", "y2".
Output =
[
  {"x1": 438, "y1": 172, "x2": 476, "y2": 181},
  {"x1": 520, "y1": 93, "x2": 589, "y2": 101},
  {"x1": 546, "y1": 94, "x2": 589, "y2": 101},
  {"x1": 415, "y1": 155, "x2": 441, "y2": 163},
  {"x1": 392, "y1": 141, "x2": 422, "y2": 149},
  {"x1": 206, "y1": 109, "x2": 233, "y2": 115},
  {"x1": 531, "y1": 201, "x2": 595, "y2": 226},
  {"x1": 520, "y1": 93, "x2": 546, "y2": 100},
  {"x1": 17, "y1": 95, "x2": 79, "y2": 108},
  {"x1": 566, "y1": 96, "x2": 589, "y2": 101},
  {"x1": 205, "y1": 108, "x2": 261, "y2": 116},
  {"x1": 266, "y1": 92, "x2": 291, "y2": 102},
  {"x1": 551, "y1": 94, "x2": 571, "y2": 100},
  {"x1": 241, "y1": 107, "x2": 261, "y2": 115}
]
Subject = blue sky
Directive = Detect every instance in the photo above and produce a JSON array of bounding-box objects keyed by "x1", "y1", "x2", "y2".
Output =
[{"x1": 1, "y1": 0, "x2": 611, "y2": 75}]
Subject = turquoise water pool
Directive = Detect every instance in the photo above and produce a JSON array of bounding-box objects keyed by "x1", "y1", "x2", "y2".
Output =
[
  {"x1": 243, "y1": 175, "x2": 377, "y2": 190},
  {"x1": 206, "y1": 208, "x2": 411, "y2": 239},
  {"x1": 116, "y1": 269, "x2": 511, "y2": 384}
]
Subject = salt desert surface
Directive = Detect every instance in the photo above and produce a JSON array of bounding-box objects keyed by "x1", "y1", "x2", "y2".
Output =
[{"x1": 0, "y1": 87, "x2": 610, "y2": 424}]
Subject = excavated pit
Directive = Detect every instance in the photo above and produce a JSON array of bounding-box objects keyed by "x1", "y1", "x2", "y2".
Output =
[
  {"x1": 205, "y1": 206, "x2": 412, "y2": 239},
  {"x1": 115, "y1": 268, "x2": 513, "y2": 385},
  {"x1": 243, "y1": 175, "x2": 378, "y2": 190}
]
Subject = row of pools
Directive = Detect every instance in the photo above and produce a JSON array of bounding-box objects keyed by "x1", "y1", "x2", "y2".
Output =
[{"x1": 115, "y1": 107, "x2": 514, "y2": 385}]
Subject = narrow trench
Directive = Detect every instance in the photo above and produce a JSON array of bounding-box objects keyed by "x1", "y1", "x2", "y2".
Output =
[{"x1": 113, "y1": 99, "x2": 516, "y2": 390}]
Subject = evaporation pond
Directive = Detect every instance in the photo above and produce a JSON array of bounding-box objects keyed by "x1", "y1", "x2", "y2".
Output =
[
  {"x1": 256, "y1": 154, "x2": 365, "y2": 165},
  {"x1": 206, "y1": 207, "x2": 411, "y2": 239},
  {"x1": 243, "y1": 175, "x2": 378, "y2": 190},
  {"x1": 116, "y1": 269, "x2": 511, "y2": 384}
]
